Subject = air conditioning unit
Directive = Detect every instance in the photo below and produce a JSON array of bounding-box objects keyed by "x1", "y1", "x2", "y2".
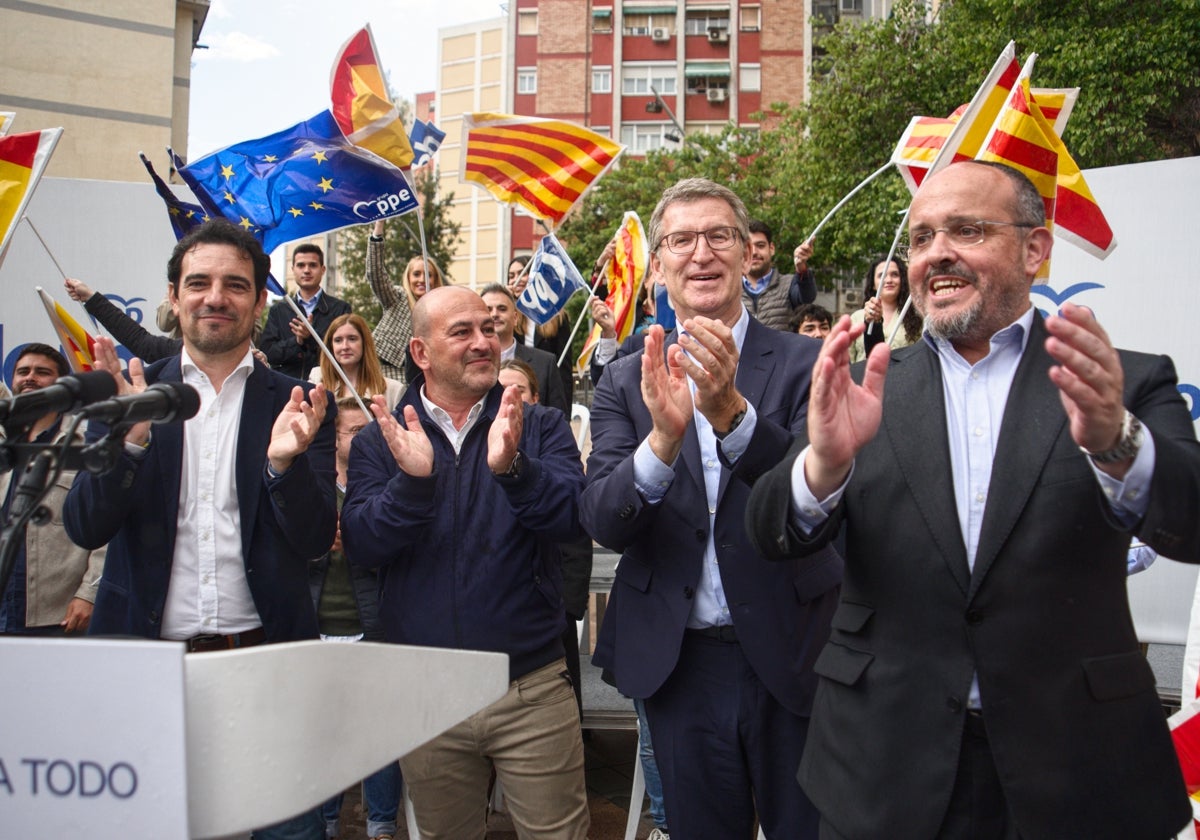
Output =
[
  {"x1": 707, "y1": 28, "x2": 729, "y2": 44},
  {"x1": 651, "y1": 26, "x2": 670, "y2": 42},
  {"x1": 706, "y1": 88, "x2": 727, "y2": 103}
]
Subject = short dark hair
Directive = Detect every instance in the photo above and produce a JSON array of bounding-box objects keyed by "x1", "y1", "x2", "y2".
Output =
[
  {"x1": 16, "y1": 342, "x2": 69, "y2": 377},
  {"x1": 292, "y1": 242, "x2": 325, "y2": 265},
  {"x1": 748, "y1": 219, "x2": 773, "y2": 243},
  {"x1": 167, "y1": 219, "x2": 270, "y2": 295},
  {"x1": 480, "y1": 283, "x2": 515, "y2": 304}
]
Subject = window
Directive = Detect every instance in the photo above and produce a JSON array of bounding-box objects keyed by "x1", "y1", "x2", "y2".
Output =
[
  {"x1": 619, "y1": 123, "x2": 679, "y2": 153},
  {"x1": 517, "y1": 10, "x2": 538, "y2": 35},
  {"x1": 621, "y1": 64, "x2": 677, "y2": 96},
  {"x1": 517, "y1": 67, "x2": 537, "y2": 94},
  {"x1": 840, "y1": 0, "x2": 863, "y2": 12},
  {"x1": 686, "y1": 76, "x2": 729, "y2": 95},
  {"x1": 739, "y1": 64, "x2": 761, "y2": 92},
  {"x1": 739, "y1": 4, "x2": 761, "y2": 30},
  {"x1": 623, "y1": 13, "x2": 674, "y2": 36},
  {"x1": 592, "y1": 7, "x2": 613, "y2": 32},
  {"x1": 684, "y1": 13, "x2": 729, "y2": 36},
  {"x1": 590, "y1": 125, "x2": 612, "y2": 138},
  {"x1": 592, "y1": 66, "x2": 613, "y2": 94}
]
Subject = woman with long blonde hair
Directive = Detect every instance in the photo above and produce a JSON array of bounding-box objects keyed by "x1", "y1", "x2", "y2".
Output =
[
  {"x1": 309, "y1": 312, "x2": 403, "y2": 410},
  {"x1": 366, "y1": 219, "x2": 447, "y2": 382}
]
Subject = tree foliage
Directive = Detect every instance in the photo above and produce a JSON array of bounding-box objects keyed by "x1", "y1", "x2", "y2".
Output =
[
  {"x1": 559, "y1": 0, "x2": 1200, "y2": 283},
  {"x1": 335, "y1": 167, "x2": 463, "y2": 325}
]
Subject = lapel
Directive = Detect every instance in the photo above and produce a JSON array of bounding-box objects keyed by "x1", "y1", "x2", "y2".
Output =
[
  {"x1": 234, "y1": 363, "x2": 275, "y2": 561},
  {"x1": 716, "y1": 318, "x2": 776, "y2": 502},
  {"x1": 881, "y1": 342, "x2": 972, "y2": 596},
  {"x1": 968, "y1": 316, "x2": 1065, "y2": 598},
  {"x1": 148, "y1": 357, "x2": 186, "y2": 557}
]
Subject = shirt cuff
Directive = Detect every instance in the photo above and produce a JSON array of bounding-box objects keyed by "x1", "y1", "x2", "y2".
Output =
[
  {"x1": 1090, "y1": 425, "x2": 1156, "y2": 525},
  {"x1": 633, "y1": 437, "x2": 675, "y2": 503},
  {"x1": 789, "y1": 444, "x2": 852, "y2": 532},
  {"x1": 593, "y1": 337, "x2": 618, "y2": 366},
  {"x1": 716, "y1": 401, "x2": 757, "y2": 464}
]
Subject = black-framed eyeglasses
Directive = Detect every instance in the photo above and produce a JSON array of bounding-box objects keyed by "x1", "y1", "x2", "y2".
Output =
[
  {"x1": 657, "y1": 225, "x2": 741, "y2": 255},
  {"x1": 900, "y1": 220, "x2": 1034, "y2": 259}
]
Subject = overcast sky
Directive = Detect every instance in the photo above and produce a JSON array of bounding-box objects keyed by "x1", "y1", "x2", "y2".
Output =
[{"x1": 187, "y1": 0, "x2": 507, "y2": 159}]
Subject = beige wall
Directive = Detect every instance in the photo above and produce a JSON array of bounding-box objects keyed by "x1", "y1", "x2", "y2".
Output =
[{"x1": 0, "y1": 1, "x2": 206, "y2": 181}]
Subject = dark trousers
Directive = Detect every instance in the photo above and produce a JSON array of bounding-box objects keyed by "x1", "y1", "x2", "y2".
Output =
[{"x1": 644, "y1": 631, "x2": 818, "y2": 840}]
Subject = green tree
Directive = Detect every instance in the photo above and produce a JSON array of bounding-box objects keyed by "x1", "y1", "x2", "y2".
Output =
[{"x1": 335, "y1": 167, "x2": 463, "y2": 326}]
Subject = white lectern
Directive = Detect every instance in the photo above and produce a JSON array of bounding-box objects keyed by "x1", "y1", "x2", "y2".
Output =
[{"x1": 0, "y1": 638, "x2": 508, "y2": 839}]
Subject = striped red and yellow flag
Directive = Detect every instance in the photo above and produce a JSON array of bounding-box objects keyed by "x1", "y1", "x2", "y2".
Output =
[
  {"x1": 577, "y1": 212, "x2": 648, "y2": 369},
  {"x1": 0, "y1": 127, "x2": 62, "y2": 260},
  {"x1": 461, "y1": 113, "x2": 624, "y2": 225},
  {"x1": 979, "y1": 63, "x2": 1115, "y2": 259},
  {"x1": 37, "y1": 287, "x2": 97, "y2": 373},
  {"x1": 329, "y1": 25, "x2": 413, "y2": 169}
]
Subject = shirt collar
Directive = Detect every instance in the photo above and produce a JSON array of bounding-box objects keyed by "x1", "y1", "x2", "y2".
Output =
[
  {"x1": 418, "y1": 384, "x2": 488, "y2": 433},
  {"x1": 180, "y1": 346, "x2": 256, "y2": 388},
  {"x1": 923, "y1": 304, "x2": 1035, "y2": 362},
  {"x1": 678, "y1": 304, "x2": 752, "y2": 353},
  {"x1": 742, "y1": 269, "x2": 773, "y2": 295}
]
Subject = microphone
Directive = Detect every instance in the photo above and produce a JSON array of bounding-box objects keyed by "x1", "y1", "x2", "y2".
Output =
[
  {"x1": 81, "y1": 382, "x2": 201, "y2": 427},
  {"x1": 0, "y1": 370, "x2": 116, "y2": 432}
]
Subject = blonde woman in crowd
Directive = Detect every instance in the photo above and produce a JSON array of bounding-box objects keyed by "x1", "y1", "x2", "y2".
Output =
[{"x1": 366, "y1": 218, "x2": 446, "y2": 382}]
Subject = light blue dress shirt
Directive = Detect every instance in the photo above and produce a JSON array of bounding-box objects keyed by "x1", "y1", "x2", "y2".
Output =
[{"x1": 633, "y1": 306, "x2": 755, "y2": 629}]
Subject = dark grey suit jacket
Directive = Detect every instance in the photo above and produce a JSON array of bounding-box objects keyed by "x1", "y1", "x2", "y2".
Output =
[{"x1": 746, "y1": 315, "x2": 1200, "y2": 839}]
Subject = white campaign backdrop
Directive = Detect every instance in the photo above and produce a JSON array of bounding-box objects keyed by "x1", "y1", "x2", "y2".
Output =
[{"x1": 2, "y1": 158, "x2": 1199, "y2": 683}]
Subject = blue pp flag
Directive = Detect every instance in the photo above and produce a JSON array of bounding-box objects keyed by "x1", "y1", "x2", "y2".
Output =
[
  {"x1": 175, "y1": 110, "x2": 419, "y2": 255},
  {"x1": 517, "y1": 233, "x2": 586, "y2": 325},
  {"x1": 409, "y1": 119, "x2": 446, "y2": 169}
]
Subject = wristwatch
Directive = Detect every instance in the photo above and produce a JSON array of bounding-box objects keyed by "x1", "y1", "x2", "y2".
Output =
[
  {"x1": 1082, "y1": 410, "x2": 1143, "y2": 464},
  {"x1": 497, "y1": 450, "x2": 525, "y2": 478},
  {"x1": 713, "y1": 407, "x2": 747, "y2": 441}
]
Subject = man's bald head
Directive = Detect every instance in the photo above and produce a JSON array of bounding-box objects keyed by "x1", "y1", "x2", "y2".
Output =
[
  {"x1": 410, "y1": 285, "x2": 501, "y2": 408},
  {"x1": 413, "y1": 285, "x2": 486, "y2": 340}
]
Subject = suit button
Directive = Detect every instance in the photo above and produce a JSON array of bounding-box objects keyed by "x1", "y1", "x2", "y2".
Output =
[
  {"x1": 965, "y1": 609, "x2": 983, "y2": 626},
  {"x1": 683, "y1": 586, "x2": 695, "y2": 600},
  {"x1": 695, "y1": 529, "x2": 706, "y2": 542},
  {"x1": 619, "y1": 504, "x2": 635, "y2": 520},
  {"x1": 946, "y1": 696, "x2": 962, "y2": 713},
  {"x1": 149, "y1": 611, "x2": 160, "y2": 623}
]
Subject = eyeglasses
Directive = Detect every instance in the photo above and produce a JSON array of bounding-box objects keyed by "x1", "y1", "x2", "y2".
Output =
[
  {"x1": 657, "y1": 225, "x2": 741, "y2": 255},
  {"x1": 901, "y1": 220, "x2": 1034, "y2": 259}
]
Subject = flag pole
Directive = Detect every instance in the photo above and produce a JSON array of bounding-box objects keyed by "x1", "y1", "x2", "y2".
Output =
[
  {"x1": 867, "y1": 208, "x2": 911, "y2": 342},
  {"x1": 280, "y1": 292, "x2": 371, "y2": 419},
  {"x1": 801, "y1": 161, "x2": 894, "y2": 245},
  {"x1": 399, "y1": 169, "x2": 431, "y2": 284},
  {"x1": 559, "y1": 254, "x2": 612, "y2": 370},
  {"x1": 23, "y1": 217, "x2": 69, "y2": 279}
]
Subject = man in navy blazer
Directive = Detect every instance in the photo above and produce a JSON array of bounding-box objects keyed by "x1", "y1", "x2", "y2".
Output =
[
  {"x1": 64, "y1": 220, "x2": 336, "y2": 838},
  {"x1": 581, "y1": 178, "x2": 838, "y2": 839}
]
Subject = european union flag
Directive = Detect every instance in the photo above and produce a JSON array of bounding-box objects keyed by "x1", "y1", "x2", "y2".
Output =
[
  {"x1": 409, "y1": 119, "x2": 446, "y2": 169},
  {"x1": 176, "y1": 110, "x2": 419, "y2": 256},
  {"x1": 517, "y1": 233, "x2": 586, "y2": 325}
]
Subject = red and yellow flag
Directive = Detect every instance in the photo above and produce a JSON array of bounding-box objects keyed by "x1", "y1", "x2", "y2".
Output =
[
  {"x1": 329, "y1": 25, "x2": 413, "y2": 169},
  {"x1": 37, "y1": 287, "x2": 97, "y2": 373},
  {"x1": 578, "y1": 212, "x2": 648, "y2": 369},
  {"x1": 461, "y1": 113, "x2": 624, "y2": 225},
  {"x1": 0, "y1": 127, "x2": 62, "y2": 261}
]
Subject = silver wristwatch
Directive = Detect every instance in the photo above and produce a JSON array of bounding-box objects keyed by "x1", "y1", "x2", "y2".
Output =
[{"x1": 1082, "y1": 410, "x2": 1143, "y2": 464}]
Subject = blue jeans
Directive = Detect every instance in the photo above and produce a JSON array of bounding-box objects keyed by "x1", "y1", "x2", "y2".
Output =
[
  {"x1": 321, "y1": 760, "x2": 401, "y2": 838},
  {"x1": 634, "y1": 697, "x2": 668, "y2": 829}
]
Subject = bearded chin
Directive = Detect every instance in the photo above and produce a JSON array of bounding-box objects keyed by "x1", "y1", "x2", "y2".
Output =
[{"x1": 923, "y1": 297, "x2": 982, "y2": 342}]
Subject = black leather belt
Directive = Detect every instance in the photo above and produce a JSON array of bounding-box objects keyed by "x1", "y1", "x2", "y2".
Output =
[
  {"x1": 185, "y1": 626, "x2": 267, "y2": 653},
  {"x1": 686, "y1": 625, "x2": 738, "y2": 643}
]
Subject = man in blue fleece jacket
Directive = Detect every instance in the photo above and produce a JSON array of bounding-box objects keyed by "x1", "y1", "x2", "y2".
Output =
[{"x1": 341, "y1": 285, "x2": 589, "y2": 840}]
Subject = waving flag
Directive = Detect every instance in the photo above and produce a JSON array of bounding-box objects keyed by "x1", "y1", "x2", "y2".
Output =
[
  {"x1": 330, "y1": 25, "x2": 413, "y2": 169},
  {"x1": 0, "y1": 112, "x2": 15, "y2": 137},
  {"x1": 517, "y1": 233, "x2": 586, "y2": 325},
  {"x1": 38, "y1": 287, "x2": 97, "y2": 372},
  {"x1": 577, "y1": 211, "x2": 648, "y2": 368},
  {"x1": 0, "y1": 127, "x2": 62, "y2": 261},
  {"x1": 175, "y1": 110, "x2": 419, "y2": 255},
  {"x1": 461, "y1": 113, "x2": 623, "y2": 225},
  {"x1": 409, "y1": 119, "x2": 446, "y2": 169}
]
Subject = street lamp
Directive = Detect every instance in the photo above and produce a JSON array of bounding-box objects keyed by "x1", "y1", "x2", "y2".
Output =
[{"x1": 649, "y1": 85, "x2": 686, "y2": 145}]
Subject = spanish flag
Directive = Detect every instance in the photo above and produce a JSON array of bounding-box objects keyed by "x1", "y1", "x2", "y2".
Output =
[
  {"x1": 37, "y1": 287, "x2": 97, "y2": 373},
  {"x1": 0, "y1": 127, "x2": 62, "y2": 262},
  {"x1": 329, "y1": 25, "x2": 413, "y2": 169},
  {"x1": 462, "y1": 113, "x2": 624, "y2": 226}
]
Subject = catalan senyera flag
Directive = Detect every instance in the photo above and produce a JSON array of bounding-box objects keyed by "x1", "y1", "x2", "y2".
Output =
[
  {"x1": 461, "y1": 113, "x2": 624, "y2": 226},
  {"x1": 330, "y1": 25, "x2": 414, "y2": 169},
  {"x1": 978, "y1": 58, "x2": 1116, "y2": 259},
  {"x1": 0, "y1": 127, "x2": 62, "y2": 262},
  {"x1": 577, "y1": 211, "x2": 648, "y2": 369},
  {"x1": 892, "y1": 41, "x2": 1018, "y2": 191},
  {"x1": 37, "y1": 287, "x2": 97, "y2": 373},
  {"x1": 0, "y1": 111, "x2": 15, "y2": 137}
]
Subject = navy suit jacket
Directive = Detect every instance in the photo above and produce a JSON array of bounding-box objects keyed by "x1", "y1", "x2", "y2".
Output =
[
  {"x1": 746, "y1": 316, "x2": 1200, "y2": 839},
  {"x1": 63, "y1": 355, "x2": 337, "y2": 642},
  {"x1": 581, "y1": 317, "x2": 839, "y2": 716}
]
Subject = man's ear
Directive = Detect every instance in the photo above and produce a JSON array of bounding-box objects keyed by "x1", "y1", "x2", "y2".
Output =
[
  {"x1": 1024, "y1": 227, "x2": 1054, "y2": 279},
  {"x1": 410, "y1": 336, "x2": 430, "y2": 371},
  {"x1": 254, "y1": 288, "x2": 268, "y2": 319},
  {"x1": 168, "y1": 282, "x2": 181, "y2": 315}
]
